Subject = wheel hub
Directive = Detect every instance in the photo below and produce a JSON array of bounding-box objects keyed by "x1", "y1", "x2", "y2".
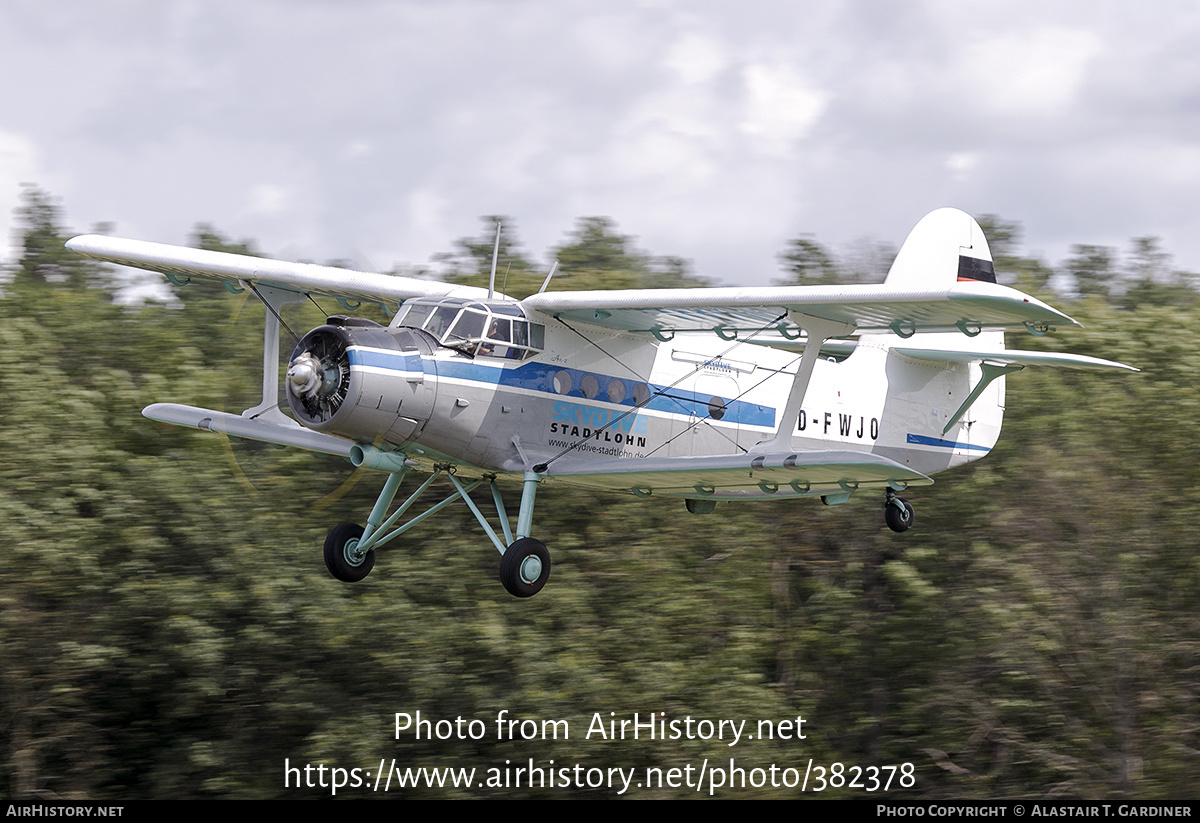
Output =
[
  {"x1": 344, "y1": 537, "x2": 366, "y2": 566},
  {"x1": 519, "y1": 554, "x2": 543, "y2": 584}
]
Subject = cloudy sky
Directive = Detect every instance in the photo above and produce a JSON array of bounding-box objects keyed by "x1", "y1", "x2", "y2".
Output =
[{"x1": 2, "y1": 0, "x2": 1198, "y2": 287}]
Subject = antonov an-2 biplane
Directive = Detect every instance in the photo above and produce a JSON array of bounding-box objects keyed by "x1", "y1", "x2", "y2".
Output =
[{"x1": 67, "y1": 208, "x2": 1135, "y2": 597}]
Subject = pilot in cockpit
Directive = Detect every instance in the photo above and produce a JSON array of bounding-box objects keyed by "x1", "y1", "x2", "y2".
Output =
[{"x1": 478, "y1": 319, "x2": 510, "y2": 357}]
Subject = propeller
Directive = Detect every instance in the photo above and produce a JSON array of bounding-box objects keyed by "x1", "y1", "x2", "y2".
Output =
[
  {"x1": 212, "y1": 251, "x2": 381, "y2": 510},
  {"x1": 287, "y1": 327, "x2": 351, "y2": 424}
]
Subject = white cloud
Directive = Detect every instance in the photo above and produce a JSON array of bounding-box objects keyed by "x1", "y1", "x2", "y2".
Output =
[
  {"x1": 244, "y1": 183, "x2": 291, "y2": 216},
  {"x1": 946, "y1": 152, "x2": 980, "y2": 182},
  {"x1": 964, "y1": 27, "x2": 1104, "y2": 120},
  {"x1": 664, "y1": 31, "x2": 728, "y2": 86},
  {"x1": 739, "y1": 62, "x2": 827, "y2": 157}
]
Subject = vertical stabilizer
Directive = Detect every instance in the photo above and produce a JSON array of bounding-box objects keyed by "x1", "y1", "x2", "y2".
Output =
[
  {"x1": 884, "y1": 207, "x2": 995, "y2": 289},
  {"x1": 869, "y1": 209, "x2": 1007, "y2": 470}
]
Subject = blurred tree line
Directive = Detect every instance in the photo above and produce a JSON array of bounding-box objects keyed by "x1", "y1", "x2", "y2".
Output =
[{"x1": 1, "y1": 186, "x2": 1197, "y2": 799}]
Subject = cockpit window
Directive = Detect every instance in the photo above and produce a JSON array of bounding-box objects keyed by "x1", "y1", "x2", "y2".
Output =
[
  {"x1": 400, "y1": 303, "x2": 434, "y2": 330},
  {"x1": 392, "y1": 297, "x2": 545, "y2": 360},
  {"x1": 427, "y1": 306, "x2": 459, "y2": 339},
  {"x1": 448, "y1": 309, "x2": 486, "y2": 343}
]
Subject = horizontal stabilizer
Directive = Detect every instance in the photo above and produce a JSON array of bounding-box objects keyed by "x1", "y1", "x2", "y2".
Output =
[
  {"x1": 544, "y1": 450, "x2": 933, "y2": 500},
  {"x1": 894, "y1": 347, "x2": 1138, "y2": 372},
  {"x1": 143, "y1": 403, "x2": 354, "y2": 457}
]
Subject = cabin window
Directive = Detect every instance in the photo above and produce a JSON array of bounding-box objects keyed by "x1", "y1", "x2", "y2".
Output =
[
  {"x1": 479, "y1": 318, "x2": 513, "y2": 358},
  {"x1": 510, "y1": 320, "x2": 527, "y2": 348},
  {"x1": 632, "y1": 383, "x2": 652, "y2": 407}
]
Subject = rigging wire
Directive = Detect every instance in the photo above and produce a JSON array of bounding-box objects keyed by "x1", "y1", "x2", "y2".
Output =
[
  {"x1": 534, "y1": 311, "x2": 792, "y2": 471},
  {"x1": 246, "y1": 282, "x2": 303, "y2": 346}
]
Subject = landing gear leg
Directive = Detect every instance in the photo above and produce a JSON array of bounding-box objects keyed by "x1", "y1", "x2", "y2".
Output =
[
  {"x1": 884, "y1": 488, "x2": 915, "y2": 533},
  {"x1": 498, "y1": 472, "x2": 550, "y2": 597},
  {"x1": 440, "y1": 469, "x2": 553, "y2": 597},
  {"x1": 323, "y1": 465, "x2": 552, "y2": 596}
]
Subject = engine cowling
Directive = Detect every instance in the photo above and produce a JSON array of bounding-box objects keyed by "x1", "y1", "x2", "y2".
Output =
[{"x1": 285, "y1": 317, "x2": 438, "y2": 447}]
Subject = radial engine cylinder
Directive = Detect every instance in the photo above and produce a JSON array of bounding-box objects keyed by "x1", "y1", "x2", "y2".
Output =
[{"x1": 285, "y1": 317, "x2": 438, "y2": 447}]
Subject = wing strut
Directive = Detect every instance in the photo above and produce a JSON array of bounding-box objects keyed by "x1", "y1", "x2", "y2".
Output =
[
  {"x1": 141, "y1": 282, "x2": 358, "y2": 454},
  {"x1": 758, "y1": 314, "x2": 855, "y2": 451},
  {"x1": 243, "y1": 284, "x2": 308, "y2": 425},
  {"x1": 942, "y1": 362, "x2": 1023, "y2": 434}
]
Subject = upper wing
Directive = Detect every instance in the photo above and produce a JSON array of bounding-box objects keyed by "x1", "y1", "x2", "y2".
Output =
[
  {"x1": 70, "y1": 234, "x2": 1076, "y2": 340},
  {"x1": 521, "y1": 281, "x2": 1078, "y2": 338},
  {"x1": 543, "y1": 450, "x2": 933, "y2": 499},
  {"x1": 65, "y1": 234, "x2": 490, "y2": 306}
]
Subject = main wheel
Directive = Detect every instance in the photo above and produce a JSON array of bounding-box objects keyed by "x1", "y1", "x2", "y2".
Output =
[
  {"x1": 324, "y1": 523, "x2": 375, "y2": 582},
  {"x1": 499, "y1": 538, "x2": 551, "y2": 598},
  {"x1": 885, "y1": 499, "x2": 915, "y2": 533}
]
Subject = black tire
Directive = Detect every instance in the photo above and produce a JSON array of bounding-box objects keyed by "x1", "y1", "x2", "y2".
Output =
[
  {"x1": 499, "y1": 538, "x2": 551, "y2": 598},
  {"x1": 885, "y1": 499, "x2": 915, "y2": 533},
  {"x1": 324, "y1": 523, "x2": 375, "y2": 582}
]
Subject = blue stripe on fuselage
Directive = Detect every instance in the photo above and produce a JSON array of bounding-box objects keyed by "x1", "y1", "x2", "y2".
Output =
[
  {"x1": 426, "y1": 359, "x2": 775, "y2": 427},
  {"x1": 347, "y1": 348, "x2": 424, "y2": 376},
  {"x1": 348, "y1": 348, "x2": 412, "y2": 368},
  {"x1": 906, "y1": 433, "x2": 990, "y2": 452}
]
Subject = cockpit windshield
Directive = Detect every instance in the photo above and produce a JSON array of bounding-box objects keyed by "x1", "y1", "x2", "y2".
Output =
[{"x1": 391, "y1": 297, "x2": 545, "y2": 360}]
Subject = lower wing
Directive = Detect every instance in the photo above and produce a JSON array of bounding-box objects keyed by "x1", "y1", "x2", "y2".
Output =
[{"x1": 542, "y1": 450, "x2": 933, "y2": 500}]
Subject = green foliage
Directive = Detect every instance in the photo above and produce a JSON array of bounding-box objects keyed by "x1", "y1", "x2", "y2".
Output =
[
  {"x1": 11, "y1": 185, "x2": 110, "y2": 293},
  {"x1": 189, "y1": 223, "x2": 263, "y2": 257},
  {"x1": 441, "y1": 216, "x2": 706, "y2": 298},
  {"x1": 2, "y1": 200, "x2": 1199, "y2": 799},
  {"x1": 549, "y1": 216, "x2": 706, "y2": 291},
  {"x1": 977, "y1": 215, "x2": 1056, "y2": 293},
  {"x1": 1118, "y1": 237, "x2": 1199, "y2": 310},
  {"x1": 435, "y1": 216, "x2": 543, "y2": 298},
  {"x1": 777, "y1": 234, "x2": 842, "y2": 285},
  {"x1": 1066, "y1": 244, "x2": 1118, "y2": 298}
]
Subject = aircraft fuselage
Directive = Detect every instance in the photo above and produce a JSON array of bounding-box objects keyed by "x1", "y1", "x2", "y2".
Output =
[{"x1": 345, "y1": 314, "x2": 1004, "y2": 492}]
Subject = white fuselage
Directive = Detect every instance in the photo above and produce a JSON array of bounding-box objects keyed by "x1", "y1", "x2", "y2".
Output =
[{"x1": 381, "y1": 314, "x2": 1004, "y2": 492}]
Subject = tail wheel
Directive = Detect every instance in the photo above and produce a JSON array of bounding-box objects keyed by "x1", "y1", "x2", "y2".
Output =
[
  {"x1": 324, "y1": 523, "x2": 375, "y2": 582},
  {"x1": 884, "y1": 498, "x2": 915, "y2": 533},
  {"x1": 499, "y1": 538, "x2": 551, "y2": 598}
]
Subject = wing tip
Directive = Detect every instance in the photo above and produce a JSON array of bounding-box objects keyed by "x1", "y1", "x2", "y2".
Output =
[{"x1": 65, "y1": 234, "x2": 102, "y2": 254}]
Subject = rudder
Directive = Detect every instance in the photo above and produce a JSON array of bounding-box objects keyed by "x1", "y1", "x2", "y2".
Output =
[{"x1": 884, "y1": 208, "x2": 996, "y2": 288}]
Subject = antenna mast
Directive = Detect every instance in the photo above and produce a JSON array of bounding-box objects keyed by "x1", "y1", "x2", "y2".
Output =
[
  {"x1": 487, "y1": 222, "x2": 501, "y2": 299},
  {"x1": 537, "y1": 261, "x2": 559, "y2": 294}
]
